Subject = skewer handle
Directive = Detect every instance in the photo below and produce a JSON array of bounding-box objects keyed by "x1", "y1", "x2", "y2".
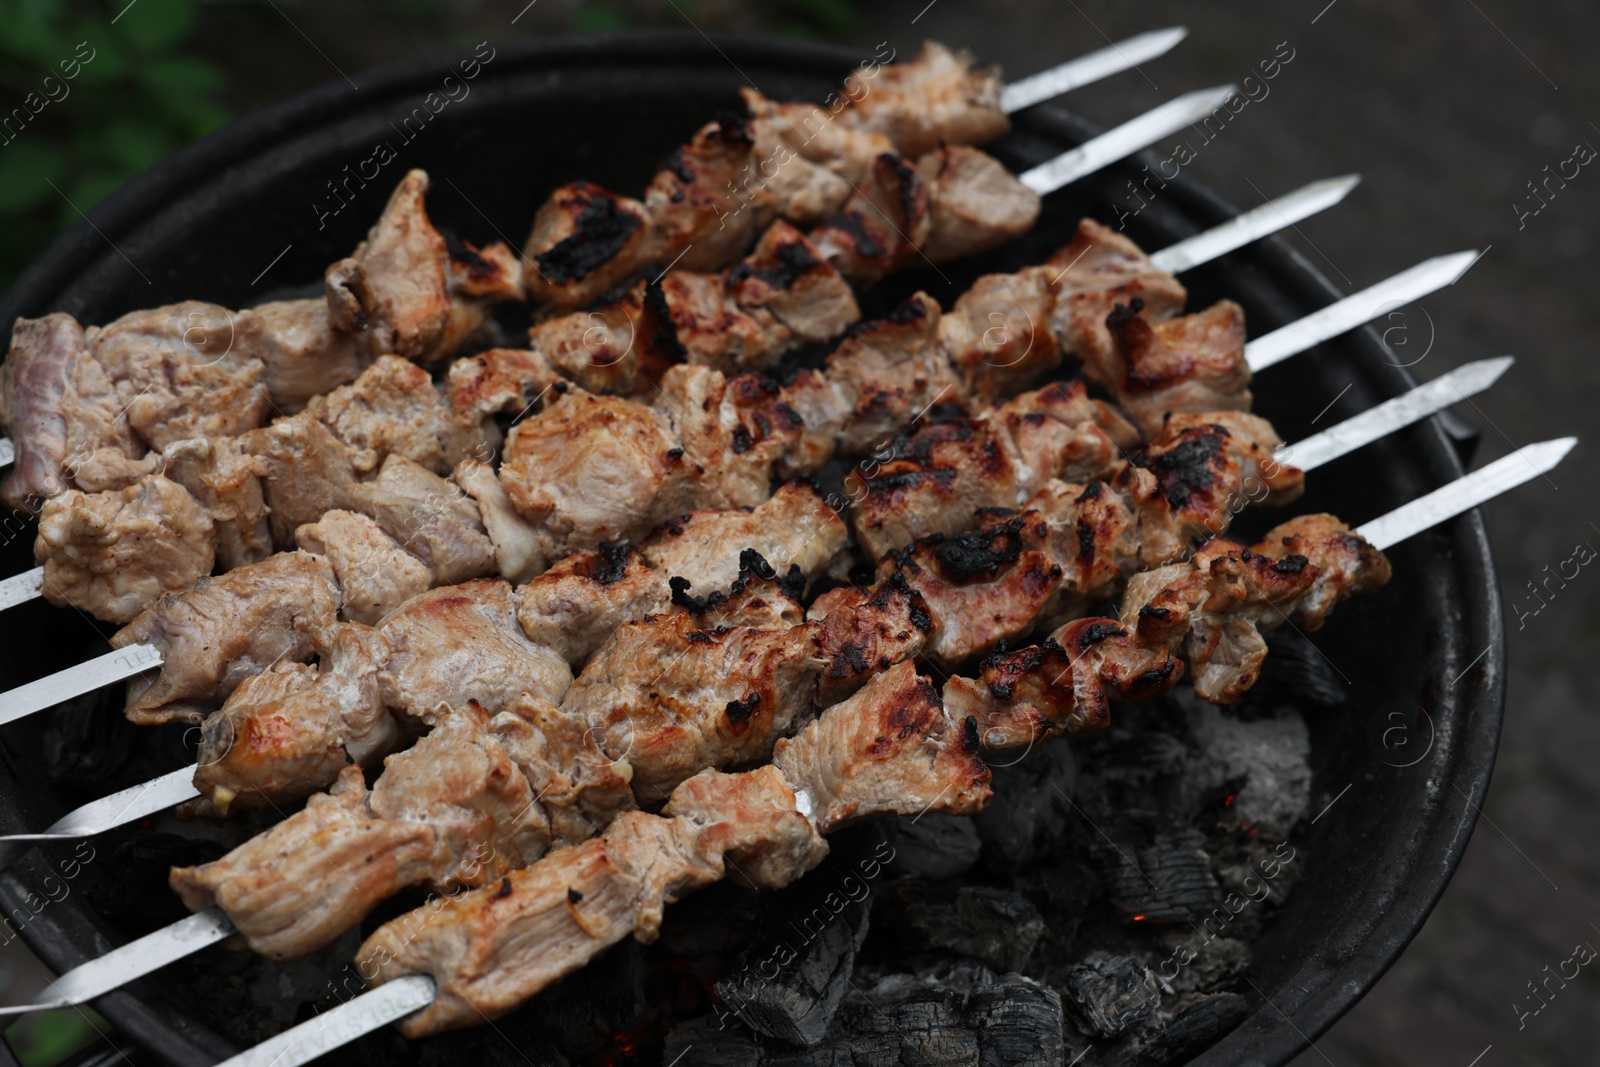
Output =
[{"x1": 0, "y1": 567, "x2": 43, "y2": 612}]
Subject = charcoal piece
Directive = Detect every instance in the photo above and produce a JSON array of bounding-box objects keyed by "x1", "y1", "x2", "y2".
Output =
[
  {"x1": 886, "y1": 812, "x2": 981, "y2": 879},
  {"x1": 886, "y1": 881, "x2": 1045, "y2": 972},
  {"x1": 1097, "y1": 827, "x2": 1218, "y2": 923},
  {"x1": 658, "y1": 881, "x2": 763, "y2": 957},
  {"x1": 1181, "y1": 700, "x2": 1311, "y2": 833},
  {"x1": 1061, "y1": 953, "x2": 1155, "y2": 1038},
  {"x1": 85, "y1": 831, "x2": 227, "y2": 930},
  {"x1": 966, "y1": 975, "x2": 1067, "y2": 1066},
  {"x1": 827, "y1": 987, "x2": 978, "y2": 1064},
  {"x1": 1253, "y1": 628, "x2": 1348, "y2": 709},
  {"x1": 714, "y1": 828, "x2": 886, "y2": 1046},
  {"x1": 974, "y1": 743, "x2": 1076, "y2": 872},
  {"x1": 1147, "y1": 991, "x2": 1249, "y2": 1060},
  {"x1": 40, "y1": 686, "x2": 138, "y2": 788},
  {"x1": 528, "y1": 939, "x2": 648, "y2": 1060},
  {"x1": 663, "y1": 1017, "x2": 765, "y2": 1065}
]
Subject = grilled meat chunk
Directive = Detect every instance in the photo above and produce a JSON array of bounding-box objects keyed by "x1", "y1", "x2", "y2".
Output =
[
  {"x1": 233, "y1": 298, "x2": 369, "y2": 413},
  {"x1": 530, "y1": 278, "x2": 684, "y2": 398},
  {"x1": 809, "y1": 152, "x2": 932, "y2": 285},
  {"x1": 640, "y1": 480, "x2": 850, "y2": 597},
  {"x1": 0, "y1": 314, "x2": 143, "y2": 508},
  {"x1": 832, "y1": 41, "x2": 1008, "y2": 157},
  {"x1": 523, "y1": 181, "x2": 657, "y2": 309},
  {"x1": 1048, "y1": 218, "x2": 1188, "y2": 377},
  {"x1": 325, "y1": 170, "x2": 452, "y2": 363},
  {"x1": 353, "y1": 456, "x2": 497, "y2": 584},
  {"x1": 112, "y1": 551, "x2": 340, "y2": 725},
  {"x1": 915, "y1": 143, "x2": 1041, "y2": 263},
  {"x1": 304, "y1": 354, "x2": 485, "y2": 475},
  {"x1": 445, "y1": 347, "x2": 562, "y2": 441},
  {"x1": 161, "y1": 437, "x2": 271, "y2": 570},
  {"x1": 34, "y1": 474, "x2": 215, "y2": 624},
  {"x1": 807, "y1": 576, "x2": 933, "y2": 703},
  {"x1": 174, "y1": 702, "x2": 547, "y2": 961},
  {"x1": 565, "y1": 609, "x2": 826, "y2": 805},
  {"x1": 89, "y1": 302, "x2": 270, "y2": 452},
  {"x1": 774, "y1": 660, "x2": 991, "y2": 831},
  {"x1": 454, "y1": 458, "x2": 547, "y2": 584},
  {"x1": 188, "y1": 622, "x2": 398, "y2": 817},
  {"x1": 1101, "y1": 299, "x2": 1252, "y2": 435},
  {"x1": 498, "y1": 384, "x2": 680, "y2": 555},
  {"x1": 377, "y1": 579, "x2": 572, "y2": 725},
  {"x1": 846, "y1": 380, "x2": 1137, "y2": 560},
  {"x1": 294, "y1": 510, "x2": 434, "y2": 626},
  {"x1": 516, "y1": 543, "x2": 668, "y2": 668}
]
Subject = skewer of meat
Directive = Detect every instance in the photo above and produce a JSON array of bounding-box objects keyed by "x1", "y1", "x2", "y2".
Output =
[
  {"x1": 514, "y1": 32, "x2": 1191, "y2": 308},
  {"x1": 0, "y1": 378, "x2": 1525, "y2": 1009},
  {"x1": 70, "y1": 438, "x2": 1565, "y2": 1058},
  {"x1": 0, "y1": 31, "x2": 1191, "y2": 500},
  {"x1": 0, "y1": 172, "x2": 524, "y2": 513},
  {"x1": 0, "y1": 179, "x2": 1366, "y2": 624}
]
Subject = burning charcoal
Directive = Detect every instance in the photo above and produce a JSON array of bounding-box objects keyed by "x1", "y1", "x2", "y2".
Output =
[
  {"x1": 528, "y1": 940, "x2": 649, "y2": 1061},
  {"x1": 713, "y1": 829, "x2": 883, "y2": 1046},
  {"x1": 1252, "y1": 629, "x2": 1348, "y2": 709},
  {"x1": 830, "y1": 985, "x2": 977, "y2": 1063},
  {"x1": 1061, "y1": 952, "x2": 1155, "y2": 1039},
  {"x1": 1180, "y1": 699, "x2": 1311, "y2": 834},
  {"x1": 973, "y1": 744, "x2": 1077, "y2": 872},
  {"x1": 662, "y1": 1017, "x2": 763, "y2": 1066},
  {"x1": 1155, "y1": 933, "x2": 1251, "y2": 995},
  {"x1": 886, "y1": 813, "x2": 981, "y2": 879},
  {"x1": 884, "y1": 881, "x2": 1045, "y2": 972},
  {"x1": 1097, "y1": 827, "x2": 1218, "y2": 923}
]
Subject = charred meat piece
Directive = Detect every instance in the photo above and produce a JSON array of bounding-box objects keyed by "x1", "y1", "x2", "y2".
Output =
[
  {"x1": 1100, "y1": 299, "x2": 1252, "y2": 436},
  {"x1": 516, "y1": 543, "x2": 669, "y2": 669},
  {"x1": 640, "y1": 480, "x2": 850, "y2": 598},
  {"x1": 806, "y1": 575, "x2": 933, "y2": 703},
  {"x1": 34, "y1": 474, "x2": 215, "y2": 624},
  {"x1": 846, "y1": 379, "x2": 1137, "y2": 561},
  {"x1": 808, "y1": 152, "x2": 932, "y2": 285},
  {"x1": 1048, "y1": 218, "x2": 1188, "y2": 378},
  {"x1": 377, "y1": 578, "x2": 572, "y2": 725},
  {"x1": 564, "y1": 608, "x2": 826, "y2": 805},
  {"x1": 112, "y1": 551, "x2": 340, "y2": 725},
  {"x1": 445, "y1": 347, "x2": 562, "y2": 441},
  {"x1": 522, "y1": 181, "x2": 656, "y2": 310},
  {"x1": 187, "y1": 622, "x2": 398, "y2": 818},
  {"x1": 294, "y1": 510, "x2": 434, "y2": 626}
]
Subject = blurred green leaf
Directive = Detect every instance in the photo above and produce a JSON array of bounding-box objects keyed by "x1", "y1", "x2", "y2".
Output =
[
  {"x1": 575, "y1": 3, "x2": 629, "y2": 31},
  {"x1": 102, "y1": 118, "x2": 172, "y2": 170},
  {"x1": 118, "y1": 0, "x2": 197, "y2": 52},
  {"x1": 71, "y1": 35, "x2": 127, "y2": 83},
  {"x1": 64, "y1": 171, "x2": 125, "y2": 217},
  {"x1": 0, "y1": 140, "x2": 65, "y2": 212}
]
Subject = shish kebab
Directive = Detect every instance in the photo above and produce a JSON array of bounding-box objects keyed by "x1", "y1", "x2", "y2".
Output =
[
  {"x1": 0, "y1": 369, "x2": 1511, "y2": 1014},
  {"x1": 0, "y1": 359, "x2": 1509, "y2": 866},
  {"x1": 0, "y1": 176, "x2": 1363, "y2": 625},
  {"x1": 4, "y1": 439, "x2": 1573, "y2": 1037},
  {"x1": 0, "y1": 71, "x2": 1233, "y2": 526},
  {"x1": 0, "y1": 30, "x2": 1192, "y2": 492},
  {"x1": 0, "y1": 82, "x2": 1242, "y2": 600},
  {"x1": 0, "y1": 217, "x2": 1468, "y2": 715}
]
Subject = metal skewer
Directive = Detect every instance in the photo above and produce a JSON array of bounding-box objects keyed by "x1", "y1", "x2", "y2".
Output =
[
  {"x1": 0, "y1": 359, "x2": 1521, "y2": 1017},
  {"x1": 189, "y1": 436, "x2": 1579, "y2": 1067},
  {"x1": 1000, "y1": 27, "x2": 1189, "y2": 114}
]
